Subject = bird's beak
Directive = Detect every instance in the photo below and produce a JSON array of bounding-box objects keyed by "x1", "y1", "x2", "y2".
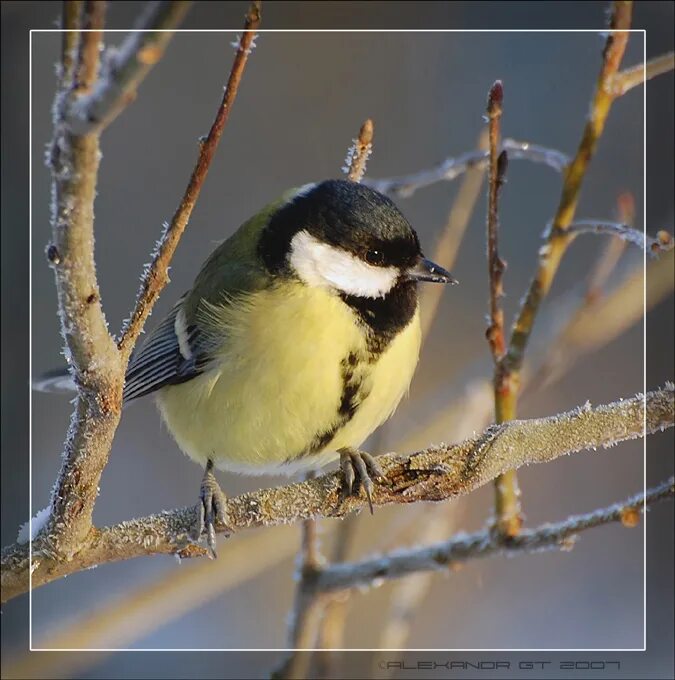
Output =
[{"x1": 405, "y1": 257, "x2": 458, "y2": 285}]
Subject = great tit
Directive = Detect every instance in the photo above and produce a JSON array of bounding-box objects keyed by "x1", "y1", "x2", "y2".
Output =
[{"x1": 38, "y1": 178, "x2": 457, "y2": 554}]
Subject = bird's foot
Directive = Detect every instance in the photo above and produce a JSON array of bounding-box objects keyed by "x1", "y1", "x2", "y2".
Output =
[
  {"x1": 191, "y1": 459, "x2": 231, "y2": 558},
  {"x1": 338, "y1": 447, "x2": 385, "y2": 513}
]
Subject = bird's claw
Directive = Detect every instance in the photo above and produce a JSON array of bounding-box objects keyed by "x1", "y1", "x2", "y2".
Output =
[
  {"x1": 339, "y1": 448, "x2": 385, "y2": 513},
  {"x1": 191, "y1": 459, "x2": 231, "y2": 558}
]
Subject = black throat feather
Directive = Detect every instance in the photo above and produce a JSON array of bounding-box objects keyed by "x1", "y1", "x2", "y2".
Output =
[{"x1": 340, "y1": 279, "x2": 418, "y2": 358}]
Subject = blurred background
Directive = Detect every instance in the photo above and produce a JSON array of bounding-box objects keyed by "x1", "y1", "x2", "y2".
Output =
[{"x1": 1, "y1": 1, "x2": 673, "y2": 678}]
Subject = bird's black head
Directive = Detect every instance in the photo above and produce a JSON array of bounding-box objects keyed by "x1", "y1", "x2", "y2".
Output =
[{"x1": 259, "y1": 179, "x2": 455, "y2": 299}]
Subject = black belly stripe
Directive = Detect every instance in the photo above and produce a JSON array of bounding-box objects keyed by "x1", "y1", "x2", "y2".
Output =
[
  {"x1": 291, "y1": 350, "x2": 370, "y2": 459},
  {"x1": 285, "y1": 282, "x2": 418, "y2": 462},
  {"x1": 338, "y1": 351, "x2": 362, "y2": 418}
]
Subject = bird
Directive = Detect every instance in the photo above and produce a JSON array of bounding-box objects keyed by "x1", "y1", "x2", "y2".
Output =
[{"x1": 37, "y1": 178, "x2": 457, "y2": 556}]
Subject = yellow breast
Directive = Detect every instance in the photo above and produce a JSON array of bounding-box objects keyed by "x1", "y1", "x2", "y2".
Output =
[{"x1": 156, "y1": 282, "x2": 421, "y2": 475}]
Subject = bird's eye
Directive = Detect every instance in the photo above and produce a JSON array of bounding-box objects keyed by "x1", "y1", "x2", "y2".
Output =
[{"x1": 365, "y1": 249, "x2": 384, "y2": 265}]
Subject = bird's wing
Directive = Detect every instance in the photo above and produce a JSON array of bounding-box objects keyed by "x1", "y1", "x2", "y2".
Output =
[
  {"x1": 123, "y1": 294, "x2": 215, "y2": 403},
  {"x1": 123, "y1": 271, "x2": 269, "y2": 405},
  {"x1": 124, "y1": 199, "x2": 282, "y2": 403}
]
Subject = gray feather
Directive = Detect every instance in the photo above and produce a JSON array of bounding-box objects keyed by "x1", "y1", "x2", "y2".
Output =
[{"x1": 123, "y1": 295, "x2": 213, "y2": 403}]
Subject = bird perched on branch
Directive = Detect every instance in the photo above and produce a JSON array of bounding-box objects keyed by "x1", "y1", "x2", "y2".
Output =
[{"x1": 38, "y1": 179, "x2": 456, "y2": 556}]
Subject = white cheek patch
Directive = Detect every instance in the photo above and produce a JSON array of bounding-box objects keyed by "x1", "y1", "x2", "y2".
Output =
[{"x1": 289, "y1": 230, "x2": 398, "y2": 299}]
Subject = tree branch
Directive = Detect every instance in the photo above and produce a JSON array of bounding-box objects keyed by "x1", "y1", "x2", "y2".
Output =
[
  {"x1": 609, "y1": 51, "x2": 675, "y2": 97},
  {"x1": 483, "y1": 80, "x2": 523, "y2": 537},
  {"x1": 74, "y1": 1, "x2": 106, "y2": 94},
  {"x1": 67, "y1": 1, "x2": 192, "y2": 134},
  {"x1": 117, "y1": 1, "x2": 261, "y2": 358},
  {"x1": 309, "y1": 478, "x2": 674, "y2": 594},
  {"x1": 522, "y1": 192, "x2": 636, "y2": 397},
  {"x1": 31, "y1": 1, "x2": 259, "y2": 575},
  {"x1": 3, "y1": 386, "x2": 672, "y2": 602},
  {"x1": 561, "y1": 220, "x2": 673, "y2": 254},
  {"x1": 583, "y1": 192, "x2": 633, "y2": 303},
  {"x1": 398, "y1": 247, "x2": 674, "y2": 456},
  {"x1": 19, "y1": 237, "x2": 671, "y2": 664},
  {"x1": 483, "y1": 1, "x2": 634, "y2": 538},
  {"x1": 343, "y1": 118, "x2": 374, "y2": 183},
  {"x1": 505, "y1": 1, "x2": 633, "y2": 381},
  {"x1": 45, "y1": 0, "x2": 124, "y2": 560},
  {"x1": 60, "y1": 1, "x2": 83, "y2": 82},
  {"x1": 5, "y1": 528, "x2": 296, "y2": 677},
  {"x1": 485, "y1": 81, "x2": 507, "y2": 364},
  {"x1": 364, "y1": 138, "x2": 569, "y2": 198}
]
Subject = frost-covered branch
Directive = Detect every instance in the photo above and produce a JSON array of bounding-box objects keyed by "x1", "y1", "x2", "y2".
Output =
[
  {"x1": 14, "y1": 245, "x2": 672, "y2": 665},
  {"x1": 504, "y1": 1, "x2": 633, "y2": 383},
  {"x1": 3, "y1": 386, "x2": 672, "y2": 602},
  {"x1": 609, "y1": 51, "x2": 675, "y2": 96},
  {"x1": 66, "y1": 1, "x2": 192, "y2": 134},
  {"x1": 485, "y1": 80, "x2": 508, "y2": 364},
  {"x1": 4, "y1": 528, "x2": 297, "y2": 679},
  {"x1": 44, "y1": 0, "x2": 125, "y2": 560},
  {"x1": 483, "y1": 80, "x2": 523, "y2": 537},
  {"x1": 343, "y1": 118, "x2": 374, "y2": 183},
  {"x1": 364, "y1": 138, "x2": 569, "y2": 198},
  {"x1": 118, "y1": 0, "x2": 261, "y2": 357},
  {"x1": 561, "y1": 220, "x2": 674, "y2": 254},
  {"x1": 309, "y1": 478, "x2": 674, "y2": 594},
  {"x1": 12, "y1": 0, "x2": 259, "y2": 582}
]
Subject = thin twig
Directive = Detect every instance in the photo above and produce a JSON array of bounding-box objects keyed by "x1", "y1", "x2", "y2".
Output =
[
  {"x1": 60, "y1": 1, "x2": 83, "y2": 83},
  {"x1": 17, "y1": 241, "x2": 669, "y2": 669},
  {"x1": 483, "y1": 80, "x2": 522, "y2": 538},
  {"x1": 489, "y1": 1, "x2": 633, "y2": 536},
  {"x1": 505, "y1": 1, "x2": 633, "y2": 382},
  {"x1": 306, "y1": 430, "x2": 389, "y2": 673},
  {"x1": 523, "y1": 192, "x2": 635, "y2": 396},
  {"x1": 364, "y1": 138, "x2": 569, "y2": 198},
  {"x1": 36, "y1": 0, "x2": 260, "y2": 573},
  {"x1": 74, "y1": 1, "x2": 106, "y2": 93},
  {"x1": 525, "y1": 247, "x2": 674, "y2": 396},
  {"x1": 300, "y1": 521, "x2": 321, "y2": 571},
  {"x1": 3, "y1": 386, "x2": 672, "y2": 602},
  {"x1": 396, "y1": 246, "x2": 674, "y2": 452},
  {"x1": 485, "y1": 80, "x2": 507, "y2": 362},
  {"x1": 584, "y1": 192, "x2": 633, "y2": 303},
  {"x1": 343, "y1": 118, "x2": 374, "y2": 183},
  {"x1": 67, "y1": 1, "x2": 192, "y2": 134},
  {"x1": 560, "y1": 220, "x2": 673, "y2": 254},
  {"x1": 610, "y1": 51, "x2": 675, "y2": 96},
  {"x1": 118, "y1": 1, "x2": 261, "y2": 358},
  {"x1": 311, "y1": 429, "x2": 389, "y2": 670},
  {"x1": 310, "y1": 478, "x2": 674, "y2": 595},
  {"x1": 310, "y1": 594, "x2": 351, "y2": 677}
]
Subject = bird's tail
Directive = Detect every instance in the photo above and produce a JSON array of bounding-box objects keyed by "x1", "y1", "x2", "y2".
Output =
[{"x1": 32, "y1": 367, "x2": 77, "y2": 394}]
